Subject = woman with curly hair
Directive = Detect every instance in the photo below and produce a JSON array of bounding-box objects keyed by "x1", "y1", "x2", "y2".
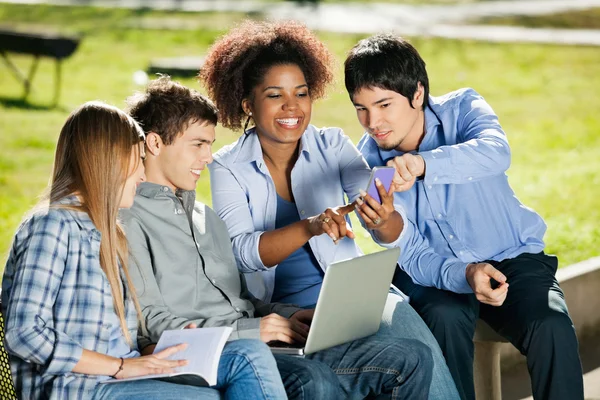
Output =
[{"x1": 202, "y1": 20, "x2": 460, "y2": 399}]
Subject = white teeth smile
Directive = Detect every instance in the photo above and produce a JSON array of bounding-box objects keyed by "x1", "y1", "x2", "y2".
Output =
[
  {"x1": 276, "y1": 118, "x2": 299, "y2": 126},
  {"x1": 191, "y1": 169, "x2": 201, "y2": 175}
]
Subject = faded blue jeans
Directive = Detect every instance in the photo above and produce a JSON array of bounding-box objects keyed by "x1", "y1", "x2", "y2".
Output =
[
  {"x1": 93, "y1": 339, "x2": 286, "y2": 399},
  {"x1": 379, "y1": 290, "x2": 461, "y2": 400},
  {"x1": 306, "y1": 328, "x2": 434, "y2": 399}
]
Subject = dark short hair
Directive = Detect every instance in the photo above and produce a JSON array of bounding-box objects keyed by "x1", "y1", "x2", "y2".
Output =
[
  {"x1": 344, "y1": 34, "x2": 429, "y2": 109},
  {"x1": 199, "y1": 20, "x2": 334, "y2": 131},
  {"x1": 125, "y1": 75, "x2": 218, "y2": 145}
]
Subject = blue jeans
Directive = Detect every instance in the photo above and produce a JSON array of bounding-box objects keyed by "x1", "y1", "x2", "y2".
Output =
[
  {"x1": 307, "y1": 329, "x2": 434, "y2": 399},
  {"x1": 94, "y1": 339, "x2": 286, "y2": 400},
  {"x1": 379, "y1": 291, "x2": 460, "y2": 400},
  {"x1": 274, "y1": 354, "x2": 343, "y2": 399}
]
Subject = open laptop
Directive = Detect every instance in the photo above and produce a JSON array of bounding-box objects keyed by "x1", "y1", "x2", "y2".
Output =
[{"x1": 270, "y1": 247, "x2": 401, "y2": 356}]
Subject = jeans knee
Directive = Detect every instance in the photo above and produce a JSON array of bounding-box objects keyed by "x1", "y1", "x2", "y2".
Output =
[
  {"x1": 404, "y1": 339, "x2": 434, "y2": 378},
  {"x1": 296, "y1": 360, "x2": 340, "y2": 399},
  {"x1": 225, "y1": 339, "x2": 277, "y2": 367},
  {"x1": 418, "y1": 340, "x2": 434, "y2": 370}
]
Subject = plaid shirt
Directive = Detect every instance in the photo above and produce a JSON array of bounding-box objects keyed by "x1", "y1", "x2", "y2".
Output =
[{"x1": 2, "y1": 199, "x2": 138, "y2": 400}]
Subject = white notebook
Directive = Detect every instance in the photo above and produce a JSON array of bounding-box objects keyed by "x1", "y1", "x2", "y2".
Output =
[{"x1": 101, "y1": 326, "x2": 232, "y2": 387}]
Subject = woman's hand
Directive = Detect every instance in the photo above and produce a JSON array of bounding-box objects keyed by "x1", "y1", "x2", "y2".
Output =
[
  {"x1": 307, "y1": 203, "x2": 356, "y2": 244},
  {"x1": 355, "y1": 177, "x2": 396, "y2": 230},
  {"x1": 116, "y1": 344, "x2": 189, "y2": 379}
]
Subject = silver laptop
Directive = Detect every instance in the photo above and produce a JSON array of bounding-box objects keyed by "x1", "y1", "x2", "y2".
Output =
[{"x1": 270, "y1": 247, "x2": 401, "y2": 356}]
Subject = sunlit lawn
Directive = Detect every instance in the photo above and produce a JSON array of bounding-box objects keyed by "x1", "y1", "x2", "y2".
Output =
[{"x1": 1, "y1": 4, "x2": 599, "y2": 274}]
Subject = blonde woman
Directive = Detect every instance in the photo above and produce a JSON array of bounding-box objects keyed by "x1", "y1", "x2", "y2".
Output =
[{"x1": 2, "y1": 102, "x2": 284, "y2": 399}]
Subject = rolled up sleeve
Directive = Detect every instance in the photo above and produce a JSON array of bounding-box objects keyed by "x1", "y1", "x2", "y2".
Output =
[{"x1": 209, "y1": 160, "x2": 270, "y2": 272}]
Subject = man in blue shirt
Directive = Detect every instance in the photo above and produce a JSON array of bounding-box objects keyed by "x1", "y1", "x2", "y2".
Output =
[{"x1": 344, "y1": 34, "x2": 583, "y2": 400}]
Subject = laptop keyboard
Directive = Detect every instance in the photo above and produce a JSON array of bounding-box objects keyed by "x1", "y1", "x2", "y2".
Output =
[{"x1": 267, "y1": 340, "x2": 303, "y2": 349}]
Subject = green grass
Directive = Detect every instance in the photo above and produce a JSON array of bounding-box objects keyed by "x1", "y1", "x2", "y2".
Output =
[
  {"x1": 1, "y1": 4, "x2": 599, "y2": 274},
  {"x1": 476, "y1": 8, "x2": 600, "y2": 29}
]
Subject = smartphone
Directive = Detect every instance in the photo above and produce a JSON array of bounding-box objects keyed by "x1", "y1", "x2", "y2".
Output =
[{"x1": 365, "y1": 166, "x2": 395, "y2": 204}]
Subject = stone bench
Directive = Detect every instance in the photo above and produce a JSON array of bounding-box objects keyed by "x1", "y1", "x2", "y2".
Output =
[
  {"x1": 472, "y1": 257, "x2": 600, "y2": 400},
  {"x1": 474, "y1": 319, "x2": 508, "y2": 400}
]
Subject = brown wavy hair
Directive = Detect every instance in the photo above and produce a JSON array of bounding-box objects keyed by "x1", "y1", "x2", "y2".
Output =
[
  {"x1": 199, "y1": 20, "x2": 335, "y2": 131},
  {"x1": 126, "y1": 75, "x2": 218, "y2": 144}
]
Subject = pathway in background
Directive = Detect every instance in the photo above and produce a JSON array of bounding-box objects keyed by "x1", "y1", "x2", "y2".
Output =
[{"x1": 4, "y1": 0, "x2": 600, "y2": 45}]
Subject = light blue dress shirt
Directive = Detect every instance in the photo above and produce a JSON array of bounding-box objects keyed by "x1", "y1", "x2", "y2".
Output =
[
  {"x1": 358, "y1": 88, "x2": 546, "y2": 294},
  {"x1": 210, "y1": 125, "x2": 403, "y2": 302}
]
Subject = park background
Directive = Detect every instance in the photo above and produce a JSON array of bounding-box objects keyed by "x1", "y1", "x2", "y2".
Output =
[
  {"x1": 1, "y1": 1, "x2": 598, "y2": 270},
  {"x1": 0, "y1": 1, "x2": 599, "y2": 398}
]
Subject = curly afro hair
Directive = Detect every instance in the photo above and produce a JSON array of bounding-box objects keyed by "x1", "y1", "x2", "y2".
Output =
[{"x1": 199, "y1": 20, "x2": 335, "y2": 131}]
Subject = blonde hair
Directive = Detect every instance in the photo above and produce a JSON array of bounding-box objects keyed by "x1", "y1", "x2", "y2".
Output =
[{"x1": 47, "y1": 101, "x2": 146, "y2": 345}]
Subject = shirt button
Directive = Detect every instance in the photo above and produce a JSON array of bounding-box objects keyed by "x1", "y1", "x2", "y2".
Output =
[
  {"x1": 459, "y1": 250, "x2": 464, "y2": 255},
  {"x1": 211, "y1": 279, "x2": 217, "y2": 285},
  {"x1": 162, "y1": 186, "x2": 169, "y2": 192},
  {"x1": 433, "y1": 176, "x2": 438, "y2": 182},
  {"x1": 176, "y1": 209, "x2": 183, "y2": 214},
  {"x1": 234, "y1": 307, "x2": 241, "y2": 312},
  {"x1": 449, "y1": 234, "x2": 454, "y2": 239},
  {"x1": 468, "y1": 177, "x2": 473, "y2": 181},
  {"x1": 300, "y1": 210, "x2": 305, "y2": 215},
  {"x1": 437, "y1": 213, "x2": 442, "y2": 219},
  {"x1": 427, "y1": 185, "x2": 432, "y2": 190}
]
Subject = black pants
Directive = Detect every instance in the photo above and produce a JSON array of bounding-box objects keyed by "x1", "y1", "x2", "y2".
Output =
[{"x1": 393, "y1": 252, "x2": 583, "y2": 400}]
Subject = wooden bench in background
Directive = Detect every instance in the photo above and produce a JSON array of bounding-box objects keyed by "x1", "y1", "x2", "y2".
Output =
[
  {"x1": 0, "y1": 28, "x2": 80, "y2": 105},
  {"x1": 147, "y1": 56, "x2": 204, "y2": 78}
]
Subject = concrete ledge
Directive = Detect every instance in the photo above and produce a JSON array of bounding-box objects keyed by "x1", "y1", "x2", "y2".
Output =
[{"x1": 500, "y1": 257, "x2": 600, "y2": 369}]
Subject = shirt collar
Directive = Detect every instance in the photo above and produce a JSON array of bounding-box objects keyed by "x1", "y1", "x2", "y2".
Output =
[
  {"x1": 421, "y1": 102, "x2": 441, "y2": 151},
  {"x1": 55, "y1": 195, "x2": 99, "y2": 235},
  {"x1": 137, "y1": 181, "x2": 176, "y2": 198},
  {"x1": 136, "y1": 181, "x2": 197, "y2": 209},
  {"x1": 233, "y1": 127, "x2": 312, "y2": 165}
]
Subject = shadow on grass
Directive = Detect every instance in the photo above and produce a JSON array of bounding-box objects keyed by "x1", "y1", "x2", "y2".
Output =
[{"x1": 0, "y1": 96, "x2": 67, "y2": 112}]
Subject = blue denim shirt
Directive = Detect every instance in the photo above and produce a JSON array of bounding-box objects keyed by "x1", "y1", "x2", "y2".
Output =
[
  {"x1": 2, "y1": 198, "x2": 139, "y2": 400},
  {"x1": 358, "y1": 88, "x2": 546, "y2": 294},
  {"x1": 210, "y1": 125, "x2": 404, "y2": 302}
]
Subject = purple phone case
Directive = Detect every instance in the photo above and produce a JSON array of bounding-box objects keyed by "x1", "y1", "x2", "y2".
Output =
[{"x1": 366, "y1": 167, "x2": 395, "y2": 204}]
